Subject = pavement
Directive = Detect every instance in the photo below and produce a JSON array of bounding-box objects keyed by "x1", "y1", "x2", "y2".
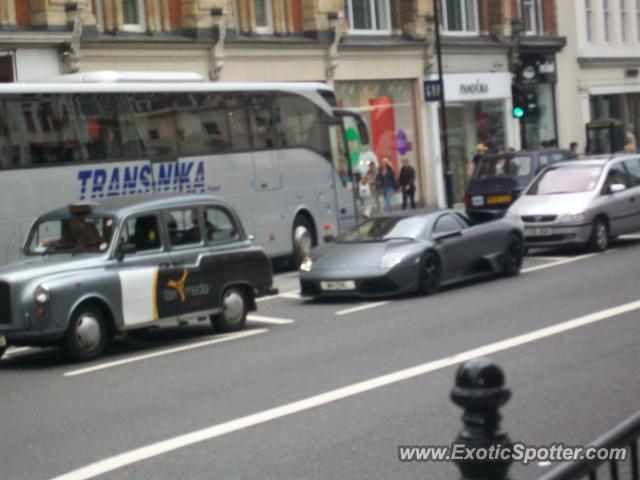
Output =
[{"x1": 1, "y1": 237, "x2": 639, "y2": 480}]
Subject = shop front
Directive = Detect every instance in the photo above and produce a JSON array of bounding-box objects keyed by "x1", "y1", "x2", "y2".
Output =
[
  {"x1": 335, "y1": 79, "x2": 421, "y2": 204},
  {"x1": 517, "y1": 53, "x2": 558, "y2": 150},
  {"x1": 430, "y1": 72, "x2": 515, "y2": 204},
  {"x1": 590, "y1": 92, "x2": 640, "y2": 152}
]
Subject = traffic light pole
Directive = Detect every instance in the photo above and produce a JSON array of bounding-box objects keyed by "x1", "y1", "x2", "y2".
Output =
[{"x1": 433, "y1": 0, "x2": 454, "y2": 208}]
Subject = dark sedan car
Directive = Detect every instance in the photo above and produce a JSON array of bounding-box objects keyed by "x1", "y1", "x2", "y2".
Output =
[
  {"x1": 299, "y1": 210, "x2": 524, "y2": 299},
  {"x1": 465, "y1": 149, "x2": 576, "y2": 222}
]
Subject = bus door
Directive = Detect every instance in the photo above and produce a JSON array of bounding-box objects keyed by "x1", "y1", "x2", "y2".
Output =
[{"x1": 328, "y1": 123, "x2": 357, "y2": 231}]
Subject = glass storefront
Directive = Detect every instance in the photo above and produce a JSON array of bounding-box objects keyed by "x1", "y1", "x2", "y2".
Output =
[
  {"x1": 521, "y1": 82, "x2": 557, "y2": 150},
  {"x1": 590, "y1": 93, "x2": 640, "y2": 152},
  {"x1": 445, "y1": 99, "x2": 507, "y2": 203},
  {"x1": 335, "y1": 80, "x2": 420, "y2": 205}
]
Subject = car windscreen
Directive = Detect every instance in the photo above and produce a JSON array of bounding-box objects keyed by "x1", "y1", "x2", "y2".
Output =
[
  {"x1": 26, "y1": 215, "x2": 116, "y2": 255},
  {"x1": 473, "y1": 155, "x2": 533, "y2": 180},
  {"x1": 527, "y1": 166, "x2": 603, "y2": 195},
  {"x1": 336, "y1": 217, "x2": 425, "y2": 242}
]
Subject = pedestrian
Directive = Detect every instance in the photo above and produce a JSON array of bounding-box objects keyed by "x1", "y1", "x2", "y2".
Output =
[
  {"x1": 376, "y1": 157, "x2": 397, "y2": 213},
  {"x1": 468, "y1": 143, "x2": 487, "y2": 176},
  {"x1": 364, "y1": 161, "x2": 382, "y2": 215},
  {"x1": 398, "y1": 158, "x2": 417, "y2": 210}
]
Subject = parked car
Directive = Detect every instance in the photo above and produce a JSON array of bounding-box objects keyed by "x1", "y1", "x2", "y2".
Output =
[
  {"x1": 0, "y1": 195, "x2": 275, "y2": 361},
  {"x1": 465, "y1": 149, "x2": 576, "y2": 221},
  {"x1": 505, "y1": 154, "x2": 640, "y2": 251},
  {"x1": 299, "y1": 210, "x2": 524, "y2": 299}
]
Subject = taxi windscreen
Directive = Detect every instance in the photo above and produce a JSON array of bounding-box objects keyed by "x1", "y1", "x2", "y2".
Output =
[
  {"x1": 26, "y1": 215, "x2": 116, "y2": 255},
  {"x1": 473, "y1": 155, "x2": 533, "y2": 180}
]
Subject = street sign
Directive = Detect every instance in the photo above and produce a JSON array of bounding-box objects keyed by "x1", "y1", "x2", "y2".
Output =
[{"x1": 423, "y1": 80, "x2": 442, "y2": 102}]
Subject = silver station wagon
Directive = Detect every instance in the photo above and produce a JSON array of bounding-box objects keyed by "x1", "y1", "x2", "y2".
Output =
[
  {"x1": 0, "y1": 195, "x2": 274, "y2": 361},
  {"x1": 506, "y1": 155, "x2": 640, "y2": 250}
]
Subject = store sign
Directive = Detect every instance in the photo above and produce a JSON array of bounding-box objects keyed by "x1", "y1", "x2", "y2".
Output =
[
  {"x1": 434, "y1": 72, "x2": 512, "y2": 102},
  {"x1": 423, "y1": 80, "x2": 442, "y2": 102}
]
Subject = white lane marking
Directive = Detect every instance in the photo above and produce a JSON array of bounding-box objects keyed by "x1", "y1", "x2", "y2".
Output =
[
  {"x1": 527, "y1": 255, "x2": 571, "y2": 261},
  {"x1": 335, "y1": 301, "x2": 389, "y2": 316},
  {"x1": 522, "y1": 253, "x2": 597, "y2": 273},
  {"x1": 256, "y1": 289, "x2": 301, "y2": 303},
  {"x1": 64, "y1": 329, "x2": 268, "y2": 377},
  {"x1": 48, "y1": 298, "x2": 640, "y2": 480},
  {"x1": 247, "y1": 315, "x2": 295, "y2": 325}
]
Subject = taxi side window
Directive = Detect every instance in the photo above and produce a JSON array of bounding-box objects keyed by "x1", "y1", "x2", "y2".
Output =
[
  {"x1": 120, "y1": 215, "x2": 161, "y2": 252},
  {"x1": 623, "y1": 158, "x2": 640, "y2": 186},
  {"x1": 204, "y1": 207, "x2": 239, "y2": 243},
  {"x1": 165, "y1": 209, "x2": 201, "y2": 246}
]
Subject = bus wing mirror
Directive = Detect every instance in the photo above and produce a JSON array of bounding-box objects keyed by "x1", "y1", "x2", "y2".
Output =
[{"x1": 355, "y1": 117, "x2": 370, "y2": 146}]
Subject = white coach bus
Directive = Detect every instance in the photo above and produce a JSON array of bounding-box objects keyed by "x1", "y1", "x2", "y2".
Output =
[{"x1": 0, "y1": 71, "x2": 370, "y2": 267}]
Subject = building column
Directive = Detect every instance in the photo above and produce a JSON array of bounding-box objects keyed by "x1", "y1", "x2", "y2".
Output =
[{"x1": 0, "y1": 0, "x2": 17, "y2": 26}]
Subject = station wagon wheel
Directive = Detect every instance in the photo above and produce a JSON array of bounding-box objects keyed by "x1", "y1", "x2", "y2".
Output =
[
  {"x1": 63, "y1": 303, "x2": 107, "y2": 361},
  {"x1": 502, "y1": 234, "x2": 524, "y2": 277},
  {"x1": 418, "y1": 252, "x2": 441, "y2": 296},
  {"x1": 588, "y1": 217, "x2": 609, "y2": 252},
  {"x1": 211, "y1": 287, "x2": 248, "y2": 333},
  {"x1": 290, "y1": 216, "x2": 315, "y2": 269}
]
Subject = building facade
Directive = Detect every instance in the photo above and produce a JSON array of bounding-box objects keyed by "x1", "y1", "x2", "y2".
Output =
[
  {"x1": 0, "y1": 0, "x2": 561, "y2": 208},
  {"x1": 556, "y1": 0, "x2": 640, "y2": 154}
]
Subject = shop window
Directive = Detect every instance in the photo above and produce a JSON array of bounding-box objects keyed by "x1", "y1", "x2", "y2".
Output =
[
  {"x1": 122, "y1": 0, "x2": 146, "y2": 32},
  {"x1": 439, "y1": 0, "x2": 479, "y2": 34},
  {"x1": 254, "y1": 0, "x2": 274, "y2": 33},
  {"x1": 620, "y1": 0, "x2": 628, "y2": 42},
  {"x1": 603, "y1": 0, "x2": 611, "y2": 42},
  {"x1": 585, "y1": 0, "x2": 594, "y2": 42},
  {"x1": 517, "y1": 0, "x2": 544, "y2": 35},
  {"x1": 344, "y1": 0, "x2": 392, "y2": 33}
]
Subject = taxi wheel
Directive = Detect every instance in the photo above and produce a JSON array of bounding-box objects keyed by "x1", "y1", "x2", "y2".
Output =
[
  {"x1": 418, "y1": 252, "x2": 441, "y2": 296},
  {"x1": 64, "y1": 304, "x2": 108, "y2": 361},
  {"x1": 211, "y1": 287, "x2": 248, "y2": 333},
  {"x1": 502, "y1": 234, "x2": 524, "y2": 277},
  {"x1": 588, "y1": 217, "x2": 609, "y2": 252},
  {"x1": 0, "y1": 346, "x2": 6, "y2": 360}
]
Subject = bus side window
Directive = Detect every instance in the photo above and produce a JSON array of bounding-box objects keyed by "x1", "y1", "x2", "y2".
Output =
[
  {"x1": 226, "y1": 93, "x2": 251, "y2": 152},
  {"x1": 249, "y1": 94, "x2": 278, "y2": 149},
  {"x1": 174, "y1": 93, "x2": 231, "y2": 157},
  {"x1": 274, "y1": 94, "x2": 328, "y2": 155},
  {"x1": 127, "y1": 93, "x2": 179, "y2": 159}
]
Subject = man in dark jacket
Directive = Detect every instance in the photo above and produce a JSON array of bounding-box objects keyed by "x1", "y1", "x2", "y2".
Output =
[{"x1": 399, "y1": 158, "x2": 416, "y2": 210}]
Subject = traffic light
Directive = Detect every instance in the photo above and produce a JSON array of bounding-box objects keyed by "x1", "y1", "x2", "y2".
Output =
[
  {"x1": 512, "y1": 84, "x2": 525, "y2": 119},
  {"x1": 511, "y1": 84, "x2": 539, "y2": 119}
]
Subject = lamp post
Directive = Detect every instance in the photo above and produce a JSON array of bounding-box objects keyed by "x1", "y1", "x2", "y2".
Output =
[{"x1": 433, "y1": 0, "x2": 454, "y2": 208}]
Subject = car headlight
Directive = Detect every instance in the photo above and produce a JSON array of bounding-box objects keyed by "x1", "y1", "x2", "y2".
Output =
[
  {"x1": 300, "y1": 256, "x2": 315, "y2": 272},
  {"x1": 379, "y1": 253, "x2": 409, "y2": 269},
  {"x1": 34, "y1": 283, "x2": 50, "y2": 304},
  {"x1": 559, "y1": 212, "x2": 587, "y2": 223}
]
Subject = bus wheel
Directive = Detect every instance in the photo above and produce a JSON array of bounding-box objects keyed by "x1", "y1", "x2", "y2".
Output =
[
  {"x1": 211, "y1": 287, "x2": 248, "y2": 333},
  {"x1": 290, "y1": 215, "x2": 315, "y2": 269},
  {"x1": 64, "y1": 303, "x2": 108, "y2": 361}
]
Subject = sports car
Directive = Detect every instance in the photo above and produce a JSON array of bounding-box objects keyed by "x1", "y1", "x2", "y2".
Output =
[{"x1": 299, "y1": 210, "x2": 524, "y2": 299}]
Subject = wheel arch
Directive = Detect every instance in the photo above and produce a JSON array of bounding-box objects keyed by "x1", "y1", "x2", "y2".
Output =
[
  {"x1": 292, "y1": 208, "x2": 318, "y2": 247},
  {"x1": 67, "y1": 295, "x2": 118, "y2": 336}
]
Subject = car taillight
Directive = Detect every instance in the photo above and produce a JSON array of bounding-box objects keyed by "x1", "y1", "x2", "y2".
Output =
[{"x1": 464, "y1": 195, "x2": 471, "y2": 207}]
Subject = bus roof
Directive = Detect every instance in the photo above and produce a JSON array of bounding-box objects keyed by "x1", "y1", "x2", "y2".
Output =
[{"x1": 31, "y1": 71, "x2": 206, "y2": 83}]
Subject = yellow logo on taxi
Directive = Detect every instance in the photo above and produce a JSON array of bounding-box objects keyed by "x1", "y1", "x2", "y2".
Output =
[{"x1": 166, "y1": 269, "x2": 189, "y2": 303}]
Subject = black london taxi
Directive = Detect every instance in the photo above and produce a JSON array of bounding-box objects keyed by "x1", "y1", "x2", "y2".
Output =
[{"x1": 0, "y1": 195, "x2": 275, "y2": 361}]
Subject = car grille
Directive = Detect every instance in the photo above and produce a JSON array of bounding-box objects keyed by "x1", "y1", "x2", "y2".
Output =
[
  {"x1": 522, "y1": 215, "x2": 558, "y2": 223},
  {"x1": 359, "y1": 277, "x2": 399, "y2": 295},
  {"x1": 300, "y1": 279, "x2": 322, "y2": 296},
  {"x1": 0, "y1": 281, "x2": 11, "y2": 324}
]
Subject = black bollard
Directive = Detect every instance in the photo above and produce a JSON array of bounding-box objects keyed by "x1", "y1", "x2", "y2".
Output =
[{"x1": 451, "y1": 357, "x2": 512, "y2": 480}]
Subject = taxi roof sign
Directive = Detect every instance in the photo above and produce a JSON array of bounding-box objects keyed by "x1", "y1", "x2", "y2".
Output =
[{"x1": 68, "y1": 203, "x2": 94, "y2": 215}]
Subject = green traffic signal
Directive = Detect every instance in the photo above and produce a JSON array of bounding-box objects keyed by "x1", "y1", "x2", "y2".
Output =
[{"x1": 512, "y1": 106, "x2": 525, "y2": 119}]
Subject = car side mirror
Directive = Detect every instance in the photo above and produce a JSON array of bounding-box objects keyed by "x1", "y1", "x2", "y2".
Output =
[
  {"x1": 324, "y1": 234, "x2": 336, "y2": 243},
  {"x1": 117, "y1": 243, "x2": 136, "y2": 261},
  {"x1": 431, "y1": 230, "x2": 462, "y2": 242},
  {"x1": 608, "y1": 183, "x2": 626, "y2": 194}
]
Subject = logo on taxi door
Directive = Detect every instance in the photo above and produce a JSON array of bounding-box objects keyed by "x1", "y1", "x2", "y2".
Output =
[{"x1": 166, "y1": 269, "x2": 189, "y2": 303}]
